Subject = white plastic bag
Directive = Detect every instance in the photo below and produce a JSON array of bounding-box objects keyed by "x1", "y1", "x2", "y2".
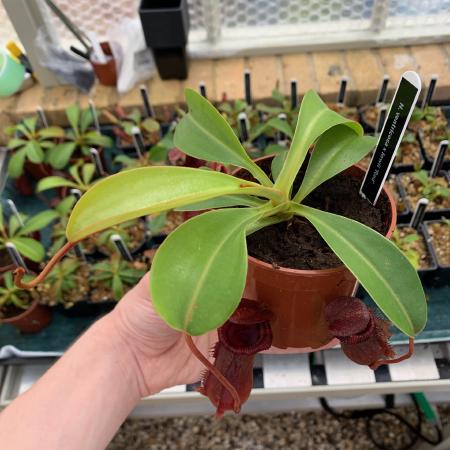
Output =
[{"x1": 108, "y1": 18, "x2": 156, "y2": 94}]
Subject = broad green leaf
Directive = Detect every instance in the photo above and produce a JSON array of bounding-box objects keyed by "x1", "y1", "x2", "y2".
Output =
[
  {"x1": 294, "y1": 126, "x2": 376, "y2": 202},
  {"x1": 25, "y1": 141, "x2": 44, "y2": 163},
  {"x1": 47, "y1": 142, "x2": 77, "y2": 169},
  {"x1": 10, "y1": 237, "x2": 45, "y2": 262},
  {"x1": 176, "y1": 194, "x2": 265, "y2": 211},
  {"x1": 7, "y1": 138, "x2": 27, "y2": 150},
  {"x1": 66, "y1": 166, "x2": 263, "y2": 242},
  {"x1": 7, "y1": 148, "x2": 26, "y2": 178},
  {"x1": 271, "y1": 89, "x2": 285, "y2": 104},
  {"x1": 174, "y1": 88, "x2": 272, "y2": 186},
  {"x1": 150, "y1": 207, "x2": 262, "y2": 335},
  {"x1": 69, "y1": 164, "x2": 83, "y2": 185},
  {"x1": 141, "y1": 118, "x2": 160, "y2": 134},
  {"x1": 148, "y1": 212, "x2": 167, "y2": 234},
  {"x1": 256, "y1": 103, "x2": 283, "y2": 115},
  {"x1": 293, "y1": 204, "x2": 427, "y2": 336},
  {"x1": 20, "y1": 210, "x2": 59, "y2": 234},
  {"x1": 80, "y1": 107, "x2": 93, "y2": 134},
  {"x1": 23, "y1": 116, "x2": 38, "y2": 134},
  {"x1": 266, "y1": 117, "x2": 294, "y2": 139},
  {"x1": 263, "y1": 144, "x2": 288, "y2": 156},
  {"x1": 66, "y1": 104, "x2": 80, "y2": 135},
  {"x1": 112, "y1": 275, "x2": 123, "y2": 300},
  {"x1": 39, "y1": 126, "x2": 65, "y2": 139},
  {"x1": 82, "y1": 163, "x2": 95, "y2": 185},
  {"x1": 37, "y1": 176, "x2": 79, "y2": 192},
  {"x1": 271, "y1": 150, "x2": 288, "y2": 181},
  {"x1": 55, "y1": 195, "x2": 76, "y2": 216},
  {"x1": 84, "y1": 131, "x2": 113, "y2": 148},
  {"x1": 148, "y1": 145, "x2": 168, "y2": 162},
  {"x1": 275, "y1": 90, "x2": 362, "y2": 194}
]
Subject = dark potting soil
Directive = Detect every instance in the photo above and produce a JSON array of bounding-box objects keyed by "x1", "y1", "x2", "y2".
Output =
[{"x1": 246, "y1": 161, "x2": 391, "y2": 270}]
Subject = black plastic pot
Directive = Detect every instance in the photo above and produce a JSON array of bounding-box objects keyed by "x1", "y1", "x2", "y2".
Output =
[
  {"x1": 139, "y1": 0, "x2": 190, "y2": 80},
  {"x1": 397, "y1": 171, "x2": 450, "y2": 221},
  {"x1": 423, "y1": 220, "x2": 450, "y2": 287},
  {"x1": 417, "y1": 129, "x2": 450, "y2": 171},
  {"x1": 56, "y1": 299, "x2": 116, "y2": 318},
  {"x1": 396, "y1": 224, "x2": 437, "y2": 286}
]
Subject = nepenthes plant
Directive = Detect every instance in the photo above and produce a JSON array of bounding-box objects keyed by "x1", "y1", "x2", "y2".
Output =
[{"x1": 15, "y1": 89, "x2": 427, "y2": 417}]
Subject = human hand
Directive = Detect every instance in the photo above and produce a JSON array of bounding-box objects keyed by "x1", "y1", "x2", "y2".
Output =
[{"x1": 109, "y1": 274, "x2": 217, "y2": 398}]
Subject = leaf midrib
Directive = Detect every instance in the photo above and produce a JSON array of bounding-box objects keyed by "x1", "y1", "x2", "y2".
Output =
[{"x1": 297, "y1": 205, "x2": 414, "y2": 334}]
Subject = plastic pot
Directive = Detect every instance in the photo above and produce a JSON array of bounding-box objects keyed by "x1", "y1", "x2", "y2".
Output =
[
  {"x1": 237, "y1": 160, "x2": 396, "y2": 350},
  {"x1": 1, "y1": 299, "x2": 52, "y2": 334},
  {"x1": 0, "y1": 50, "x2": 25, "y2": 97},
  {"x1": 90, "y1": 42, "x2": 117, "y2": 87},
  {"x1": 139, "y1": 0, "x2": 190, "y2": 80}
]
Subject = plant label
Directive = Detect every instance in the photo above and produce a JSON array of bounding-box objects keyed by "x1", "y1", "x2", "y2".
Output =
[
  {"x1": 410, "y1": 198, "x2": 428, "y2": 229},
  {"x1": 376, "y1": 75, "x2": 390, "y2": 106},
  {"x1": 244, "y1": 70, "x2": 252, "y2": 105},
  {"x1": 6, "y1": 199, "x2": 24, "y2": 227},
  {"x1": 199, "y1": 81, "x2": 207, "y2": 98},
  {"x1": 110, "y1": 234, "x2": 133, "y2": 261},
  {"x1": 70, "y1": 188, "x2": 82, "y2": 201},
  {"x1": 6, "y1": 242, "x2": 28, "y2": 271},
  {"x1": 238, "y1": 112, "x2": 249, "y2": 142},
  {"x1": 90, "y1": 147, "x2": 106, "y2": 177},
  {"x1": 131, "y1": 126, "x2": 145, "y2": 159},
  {"x1": 430, "y1": 140, "x2": 448, "y2": 177},
  {"x1": 360, "y1": 71, "x2": 421, "y2": 205},
  {"x1": 290, "y1": 79, "x2": 298, "y2": 110},
  {"x1": 37, "y1": 106, "x2": 48, "y2": 128},
  {"x1": 421, "y1": 75, "x2": 438, "y2": 109},
  {"x1": 336, "y1": 76, "x2": 348, "y2": 106},
  {"x1": 376, "y1": 105, "x2": 387, "y2": 135},
  {"x1": 89, "y1": 99, "x2": 101, "y2": 133},
  {"x1": 140, "y1": 84, "x2": 154, "y2": 118}
]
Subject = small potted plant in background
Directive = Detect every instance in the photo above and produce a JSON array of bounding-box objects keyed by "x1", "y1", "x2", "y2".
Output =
[
  {"x1": 16, "y1": 89, "x2": 427, "y2": 417},
  {"x1": 398, "y1": 170, "x2": 450, "y2": 219},
  {"x1": 424, "y1": 218, "x2": 450, "y2": 286},
  {"x1": 90, "y1": 254, "x2": 146, "y2": 302},
  {"x1": 391, "y1": 226, "x2": 437, "y2": 279},
  {"x1": 46, "y1": 104, "x2": 112, "y2": 170},
  {"x1": 5, "y1": 115, "x2": 65, "y2": 195},
  {"x1": 103, "y1": 106, "x2": 161, "y2": 152},
  {"x1": 0, "y1": 204, "x2": 58, "y2": 270},
  {"x1": 0, "y1": 271, "x2": 52, "y2": 333}
]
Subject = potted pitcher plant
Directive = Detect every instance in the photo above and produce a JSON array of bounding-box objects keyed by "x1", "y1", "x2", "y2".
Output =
[{"x1": 15, "y1": 89, "x2": 427, "y2": 417}]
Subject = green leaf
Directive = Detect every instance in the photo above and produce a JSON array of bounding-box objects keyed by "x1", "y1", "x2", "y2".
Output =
[
  {"x1": 294, "y1": 126, "x2": 376, "y2": 202},
  {"x1": 150, "y1": 207, "x2": 262, "y2": 335},
  {"x1": 83, "y1": 131, "x2": 113, "y2": 148},
  {"x1": 80, "y1": 107, "x2": 93, "y2": 134},
  {"x1": 38, "y1": 126, "x2": 65, "y2": 139},
  {"x1": 176, "y1": 195, "x2": 264, "y2": 211},
  {"x1": 46, "y1": 142, "x2": 77, "y2": 169},
  {"x1": 66, "y1": 166, "x2": 264, "y2": 242},
  {"x1": 266, "y1": 117, "x2": 294, "y2": 139},
  {"x1": 293, "y1": 204, "x2": 427, "y2": 336},
  {"x1": 263, "y1": 144, "x2": 289, "y2": 156},
  {"x1": 148, "y1": 212, "x2": 167, "y2": 234},
  {"x1": 275, "y1": 90, "x2": 362, "y2": 194},
  {"x1": 112, "y1": 275, "x2": 124, "y2": 300},
  {"x1": 25, "y1": 141, "x2": 44, "y2": 163},
  {"x1": 23, "y1": 116, "x2": 38, "y2": 134},
  {"x1": 37, "y1": 176, "x2": 79, "y2": 192},
  {"x1": 82, "y1": 163, "x2": 95, "y2": 185},
  {"x1": 271, "y1": 150, "x2": 288, "y2": 181},
  {"x1": 66, "y1": 104, "x2": 80, "y2": 135},
  {"x1": 148, "y1": 145, "x2": 168, "y2": 163},
  {"x1": 255, "y1": 103, "x2": 283, "y2": 115},
  {"x1": 10, "y1": 237, "x2": 45, "y2": 262},
  {"x1": 55, "y1": 195, "x2": 76, "y2": 216},
  {"x1": 7, "y1": 148, "x2": 27, "y2": 178},
  {"x1": 141, "y1": 118, "x2": 160, "y2": 134},
  {"x1": 21, "y1": 210, "x2": 59, "y2": 234},
  {"x1": 271, "y1": 88, "x2": 285, "y2": 104},
  {"x1": 174, "y1": 88, "x2": 272, "y2": 186},
  {"x1": 7, "y1": 138, "x2": 27, "y2": 150}
]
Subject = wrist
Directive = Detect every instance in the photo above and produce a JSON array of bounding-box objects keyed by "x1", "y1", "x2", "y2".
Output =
[{"x1": 91, "y1": 312, "x2": 146, "y2": 401}]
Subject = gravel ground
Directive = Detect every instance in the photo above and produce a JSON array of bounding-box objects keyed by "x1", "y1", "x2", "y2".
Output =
[{"x1": 108, "y1": 405, "x2": 450, "y2": 450}]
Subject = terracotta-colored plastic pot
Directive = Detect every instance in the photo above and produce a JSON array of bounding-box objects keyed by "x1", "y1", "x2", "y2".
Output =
[
  {"x1": 1, "y1": 299, "x2": 52, "y2": 334},
  {"x1": 237, "y1": 159, "x2": 397, "y2": 350},
  {"x1": 90, "y1": 42, "x2": 117, "y2": 87}
]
